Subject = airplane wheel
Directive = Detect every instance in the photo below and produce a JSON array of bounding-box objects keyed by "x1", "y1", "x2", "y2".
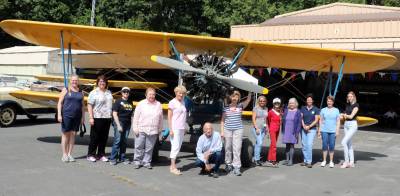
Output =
[
  {"x1": 241, "y1": 138, "x2": 254, "y2": 168},
  {"x1": 0, "y1": 106, "x2": 17, "y2": 127},
  {"x1": 151, "y1": 136, "x2": 160, "y2": 163}
]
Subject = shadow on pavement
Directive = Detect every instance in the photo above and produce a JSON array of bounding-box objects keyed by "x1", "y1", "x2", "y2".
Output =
[
  {"x1": 8, "y1": 118, "x2": 57, "y2": 128},
  {"x1": 258, "y1": 146, "x2": 387, "y2": 165}
]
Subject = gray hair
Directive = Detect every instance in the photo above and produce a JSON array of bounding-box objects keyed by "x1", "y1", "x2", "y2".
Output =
[{"x1": 288, "y1": 97, "x2": 298, "y2": 108}]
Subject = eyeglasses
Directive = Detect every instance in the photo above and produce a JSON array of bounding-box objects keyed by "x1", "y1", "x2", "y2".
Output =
[
  {"x1": 122, "y1": 90, "x2": 130, "y2": 93},
  {"x1": 259, "y1": 100, "x2": 266, "y2": 102}
]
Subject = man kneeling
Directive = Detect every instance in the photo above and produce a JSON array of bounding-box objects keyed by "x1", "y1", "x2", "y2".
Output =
[{"x1": 195, "y1": 122, "x2": 223, "y2": 178}]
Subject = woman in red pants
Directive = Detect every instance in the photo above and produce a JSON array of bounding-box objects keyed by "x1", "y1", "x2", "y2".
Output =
[{"x1": 266, "y1": 98, "x2": 282, "y2": 167}]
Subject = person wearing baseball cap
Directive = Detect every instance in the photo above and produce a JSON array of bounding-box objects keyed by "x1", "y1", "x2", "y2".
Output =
[
  {"x1": 109, "y1": 87, "x2": 133, "y2": 165},
  {"x1": 266, "y1": 97, "x2": 282, "y2": 167}
]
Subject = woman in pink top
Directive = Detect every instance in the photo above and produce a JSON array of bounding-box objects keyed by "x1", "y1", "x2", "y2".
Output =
[
  {"x1": 168, "y1": 85, "x2": 187, "y2": 175},
  {"x1": 132, "y1": 88, "x2": 163, "y2": 169}
]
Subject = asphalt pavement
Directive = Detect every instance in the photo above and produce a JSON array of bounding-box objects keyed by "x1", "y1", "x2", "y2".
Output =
[{"x1": 0, "y1": 115, "x2": 399, "y2": 196}]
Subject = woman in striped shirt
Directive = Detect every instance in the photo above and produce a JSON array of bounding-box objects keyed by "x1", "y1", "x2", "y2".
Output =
[{"x1": 221, "y1": 90, "x2": 252, "y2": 176}]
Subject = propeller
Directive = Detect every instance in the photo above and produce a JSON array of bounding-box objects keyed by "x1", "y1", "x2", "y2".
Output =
[{"x1": 151, "y1": 55, "x2": 269, "y2": 94}]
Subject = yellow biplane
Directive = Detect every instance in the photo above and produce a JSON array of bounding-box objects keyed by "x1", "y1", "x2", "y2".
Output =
[
  {"x1": 0, "y1": 19, "x2": 394, "y2": 123},
  {"x1": 0, "y1": 19, "x2": 395, "y2": 166}
]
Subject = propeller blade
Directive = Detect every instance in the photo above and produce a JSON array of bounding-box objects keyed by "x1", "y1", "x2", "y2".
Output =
[
  {"x1": 151, "y1": 55, "x2": 206, "y2": 75},
  {"x1": 151, "y1": 55, "x2": 268, "y2": 94},
  {"x1": 217, "y1": 75, "x2": 269, "y2": 94}
]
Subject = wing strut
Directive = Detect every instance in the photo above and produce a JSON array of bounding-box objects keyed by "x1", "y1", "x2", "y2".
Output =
[
  {"x1": 169, "y1": 39, "x2": 183, "y2": 85},
  {"x1": 320, "y1": 66, "x2": 333, "y2": 108},
  {"x1": 333, "y1": 56, "x2": 346, "y2": 98},
  {"x1": 67, "y1": 43, "x2": 73, "y2": 77},
  {"x1": 320, "y1": 56, "x2": 346, "y2": 108},
  {"x1": 60, "y1": 31, "x2": 68, "y2": 88},
  {"x1": 228, "y1": 47, "x2": 245, "y2": 70}
]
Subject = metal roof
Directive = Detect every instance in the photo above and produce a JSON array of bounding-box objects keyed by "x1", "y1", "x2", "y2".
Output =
[{"x1": 261, "y1": 12, "x2": 400, "y2": 26}]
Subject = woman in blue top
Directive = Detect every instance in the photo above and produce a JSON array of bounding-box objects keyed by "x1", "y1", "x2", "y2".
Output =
[
  {"x1": 221, "y1": 90, "x2": 251, "y2": 176},
  {"x1": 318, "y1": 96, "x2": 340, "y2": 168},
  {"x1": 57, "y1": 75, "x2": 84, "y2": 162}
]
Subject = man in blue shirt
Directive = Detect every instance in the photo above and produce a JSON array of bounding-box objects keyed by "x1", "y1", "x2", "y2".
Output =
[
  {"x1": 195, "y1": 122, "x2": 223, "y2": 178},
  {"x1": 300, "y1": 94, "x2": 320, "y2": 168}
]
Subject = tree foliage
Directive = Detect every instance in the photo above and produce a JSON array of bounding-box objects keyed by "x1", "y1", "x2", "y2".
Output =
[{"x1": 0, "y1": 0, "x2": 399, "y2": 48}]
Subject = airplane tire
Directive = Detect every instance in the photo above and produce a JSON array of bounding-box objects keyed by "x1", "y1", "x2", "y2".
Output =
[
  {"x1": 0, "y1": 105, "x2": 17, "y2": 127},
  {"x1": 241, "y1": 138, "x2": 254, "y2": 168}
]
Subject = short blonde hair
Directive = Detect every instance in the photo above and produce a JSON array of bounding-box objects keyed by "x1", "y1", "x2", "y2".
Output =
[
  {"x1": 256, "y1": 95, "x2": 267, "y2": 108},
  {"x1": 288, "y1": 97, "x2": 298, "y2": 108},
  {"x1": 145, "y1": 87, "x2": 156, "y2": 95},
  {"x1": 174, "y1": 85, "x2": 187, "y2": 94}
]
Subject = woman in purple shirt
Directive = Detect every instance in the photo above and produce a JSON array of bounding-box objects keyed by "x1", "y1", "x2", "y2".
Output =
[{"x1": 281, "y1": 98, "x2": 302, "y2": 166}]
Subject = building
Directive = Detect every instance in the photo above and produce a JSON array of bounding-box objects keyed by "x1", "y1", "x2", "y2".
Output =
[
  {"x1": 231, "y1": 2, "x2": 400, "y2": 124},
  {"x1": 0, "y1": 46, "x2": 108, "y2": 81}
]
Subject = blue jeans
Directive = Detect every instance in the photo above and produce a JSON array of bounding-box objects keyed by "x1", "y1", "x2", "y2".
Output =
[
  {"x1": 342, "y1": 121, "x2": 358, "y2": 163},
  {"x1": 251, "y1": 128, "x2": 266, "y2": 161},
  {"x1": 195, "y1": 151, "x2": 223, "y2": 172},
  {"x1": 321, "y1": 132, "x2": 336, "y2": 152},
  {"x1": 110, "y1": 122, "x2": 130, "y2": 161},
  {"x1": 301, "y1": 128, "x2": 316, "y2": 164}
]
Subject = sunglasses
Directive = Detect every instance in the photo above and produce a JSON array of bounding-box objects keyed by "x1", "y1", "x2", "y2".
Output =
[{"x1": 122, "y1": 90, "x2": 130, "y2": 93}]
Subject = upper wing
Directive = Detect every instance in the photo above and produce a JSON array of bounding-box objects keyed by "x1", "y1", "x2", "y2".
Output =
[{"x1": 1, "y1": 20, "x2": 396, "y2": 73}]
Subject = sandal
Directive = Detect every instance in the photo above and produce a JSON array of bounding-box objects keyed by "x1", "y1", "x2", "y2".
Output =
[{"x1": 170, "y1": 168, "x2": 182, "y2": 175}]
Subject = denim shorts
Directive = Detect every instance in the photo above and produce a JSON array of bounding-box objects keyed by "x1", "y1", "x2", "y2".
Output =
[{"x1": 321, "y1": 132, "x2": 336, "y2": 152}]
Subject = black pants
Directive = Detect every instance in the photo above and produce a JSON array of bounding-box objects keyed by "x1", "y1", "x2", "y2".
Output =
[{"x1": 88, "y1": 118, "x2": 111, "y2": 157}]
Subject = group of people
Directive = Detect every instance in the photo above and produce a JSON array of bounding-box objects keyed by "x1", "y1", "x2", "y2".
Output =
[
  {"x1": 195, "y1": 90, "x2": 359, "y2": 178},
  {"x1": 248, "y1": 92, "x2": 359, "y2": 170},
  {"x1": 57, "y1": 75, "x2": 360, "y2": 179},
  {"x1": 58, "y1": 75, "x2": 163, "y2": 169}
]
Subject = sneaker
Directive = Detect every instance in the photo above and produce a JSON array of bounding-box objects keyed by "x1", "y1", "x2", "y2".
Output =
[
  {"x1": 61, "y1": 155, "x2": 69, "y2": 163},
  {"x1": 300, "y1": 162, "x2": 307, "y2": 166},
  {"x1": 211, "y1": 171, "x2": 219, "y2": 178},
  {"x1": 109, "y1": 160, "x2": 117, "y2": 165},
  {"x1": 144, "y1": 164, "x2": 153, "y2": 169},
  {"x1": 306, "y1": 164, "x2": 313, "y2": 168},
  {"x1": 255, "y1": 160, "x2": 263, "y2": 166},
  {"x1": 320, "y1": 161, "x2": 326, "y2": 167},
  {"x1": 340, "y1": 162, "x2": 349, "y2": 169},
  {"x1": 287, "y1": 162, "x2": 293, "y2": 166},
  {"x1": 123, "y1": 160, "x2": 131, "y2": 165},
  {"x1": 199, "y1": 169, "x2": 208, "y2": 175},
  {"x1": 133, "y1": 164, "x2": 141, "y2": 169},
  {"x1": 233, "y1": 168, "x2": 242, "y2": 176},
  {"x1": 224, "y1": 165, "x2": 233, "y2": 173},
  {"x1": 68, "y1": 155, "x2": 75, "y2": 162},
  {"x1": 329, "y1": 162, "x2": 334, "y2": 168},
  {"x1": 349, "y1": 162, "x2": 355, "y2": 168},
  {"x1": 99, "y1": 156, "x2": 109, "y2": 162},
  {"x1": 266, "y1": 161, "x2": 279, "y2": 168},
  {"x1": 87, "y1": 156, "x2": 96, "y2": 162}
]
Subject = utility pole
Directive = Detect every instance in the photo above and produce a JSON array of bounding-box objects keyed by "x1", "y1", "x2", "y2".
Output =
[{"x1": 90, "y1": 0, "x2": 96, "y2": 26}]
